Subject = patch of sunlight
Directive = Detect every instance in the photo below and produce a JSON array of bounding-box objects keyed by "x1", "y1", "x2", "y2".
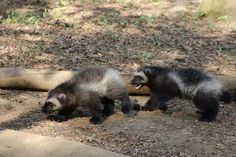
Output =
[
  {"x1": 82, "y1": 23, "x2": 102, "y2": 33},
  {"x1": 35, "y1": 53, "x2": 57, "y2": 62},
  {"x1": 50, "y1": 6, "x2": 93, "y2": 25},
  {"x1": 206, "y1": 63, "x2": 236, "y2": 76},
  {"x1": 166, "y1": 50, "x2": 186, "y2": 63},
  {"x1": 20, "y1": 34, "x2": 42, "y2": 41}
]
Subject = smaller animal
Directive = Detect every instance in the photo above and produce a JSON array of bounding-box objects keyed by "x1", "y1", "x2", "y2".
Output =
[
  {"x1": 129, "y1": 66, "x2": 231, "y2": 122},
  {"x1": 42, "y1": 66, "x2": 132, "y2": 124}
]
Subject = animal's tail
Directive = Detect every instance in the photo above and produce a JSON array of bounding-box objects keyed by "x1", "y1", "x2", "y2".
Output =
[{"x1": 220, "y1": 90, "x2": 232, "y2": 104}]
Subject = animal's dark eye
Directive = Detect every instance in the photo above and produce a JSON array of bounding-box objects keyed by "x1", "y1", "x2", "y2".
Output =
[
  {"x1": 52, "y1": 103, "x2": 57, "y2": 107},
  {"x1": 46, "y1": 102, "x2": 52, "y2": 106},
  {"x1": 46, "y1": 102, "x2": 55, "y2": 107}
]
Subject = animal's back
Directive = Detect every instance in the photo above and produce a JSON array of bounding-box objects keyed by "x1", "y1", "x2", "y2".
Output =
[
  {"x1": 75, "y1": 66, "x2": 107, "y2": 84},
  {"x1": 169, "y1": 68, "x2": 223, "y2": 99},
  {"x1": 175, "y1": 68, "x2": 211, "y2": 86},
  {"x1": 74, "y1": 66, "x2": 125, "y2": 96}
]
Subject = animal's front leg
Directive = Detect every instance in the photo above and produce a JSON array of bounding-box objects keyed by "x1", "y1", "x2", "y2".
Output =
[
  {"x1": 156, "y1": 96, "x2": 169, "y2": 111},
  {"x1": 142, "y1": 95, "x2": 159, "y2": 111},
  {"x1": 142, "y1": 95, "x2": 169, "y2": 111},
  {"x1": 120, "y1": 92, "x2": 132, "y2": 114},
  {"x1": 89, "y1": 99, "x2": 104, "y2": 124},
  {"x1": 101, "y1": 97, "x2": 115, "y2": 117},
  {"x1": 48, "y1": 106, "x2": 75, "y2": 122}
]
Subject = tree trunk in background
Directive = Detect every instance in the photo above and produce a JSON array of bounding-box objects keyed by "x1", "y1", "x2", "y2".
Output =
[
  {"x1": 0, "y1": 68, "x2": 150, "y2": 95},
  {"x1": 198, "y1": 0, "x2": 236, "y2": 18},
  {"x1": 0, "y1": 68, "x2": 235, "y2": 99}
]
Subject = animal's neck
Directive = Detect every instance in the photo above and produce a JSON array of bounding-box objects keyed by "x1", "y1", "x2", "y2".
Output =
[{"x1": 146, "y1": 80, "x2": 158, "y2": 92}]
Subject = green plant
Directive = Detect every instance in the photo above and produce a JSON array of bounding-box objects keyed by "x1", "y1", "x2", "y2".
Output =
[
  {"x1": 42, "y1": 8, "x2": 49, "y2": 18},
  {"x1": 62, "y1": 22, "x2": 71, "y2": 29},
  {"x1": 123, "y1": 46, "x2": 129, "y2": 58},
  {"x1": 92, "y1": 0, "x2": 99, "y2": 3},
  {"x1": 116, "y1": 0, "x2": 125, "y2": 3},
  {"x1": 59, "y1": 0, "x2": 67, "y2": 6},
  {"x1": 98, "y1": 16, "x2": 108, "y2": 24},
  {"x1": 51, "y1": 11, "x2": 61, "y2": 20},
  {"x1": 140, "y1": 51, "x2": 151, "y2": 61},
  {"x1": 36, "y1": 42, "x2": 46, "y2": 50},
  {"x1": 139, "y1": 15, "x2": 155, "y2": 24},
  {"x1": 217, "y1": 15, "x2": 229, "y2": 21},
  {"x1": 2, "y1": 11, "x2": 19, "y2": 24},
  {"x1": 97, "y1": 9, "x2": 120, "y2": 25},
  {"x1": 118, "y1": 18, "x2": 128, "y2": 28},
  {"x1": 31, "y1": 51, "x2": 36, "y2": 60},
  {"x1": 0, "y1": 9, "x2": 51, "y2": 25},
  {"x1": 149, "y1": 35, "x2": 161, "y2": 47},
  {"x1": 106, "y1": 8, "x2": 119, "y2": 17},
  {"x1": 105, "y1": 29, "x2": 118, "y2": 41},
  {"x1": 217, "y1": 47, "x2": 223, "y2": 53},
  {"x1": 206, "y1": 21, "x2": 216, "y2": 30},
  {"x1": 195, "y1": 11, "x2": 207, "y2": 19},
  {"x1": 25, "y1": 13, "x2": 41, "y2": 25},
  {"x1": 47, "y1": 124, "x2": 55, "y2": 132}
]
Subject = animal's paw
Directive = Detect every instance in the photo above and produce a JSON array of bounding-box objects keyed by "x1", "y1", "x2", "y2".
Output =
[
  {"x1": 90, "y1": 116, "x2": 103, "y2": 124},
  {"x1": 124, "y1": 110, "x2": 138, "y2": 117},
  {"x1": 47, "y1": 115, "x2": 68, "y2": 122},
  {"x1": 142, "y1": 104, "x2": 154, "y2": 111},
  {"x1": 132, "y1": 103, "x2": 141, "y2": 111},
  {"x1": 102, "y1": 108, "x2": 114, "y2": 117},
  {"x1": 157, "y1": 104, "x2": 168, "y2": 111},
  {"x1": 121, "y1": 102, "x2": 132, "y2": 114},
  {"x1": 198, "y1": 116, "x2": 215, "y2": 122}
]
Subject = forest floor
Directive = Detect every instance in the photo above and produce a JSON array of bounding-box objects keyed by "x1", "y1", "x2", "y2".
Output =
[{"x1": 0, "y1": 0, "x2": 236, "y2": 157}]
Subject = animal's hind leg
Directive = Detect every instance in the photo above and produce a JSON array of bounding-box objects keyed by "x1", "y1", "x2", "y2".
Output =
[
  {"x1": 101, "y1": 97, "x2": 115, "y2": 117},
  {"x1": 119, "y1": 91, "x2": 132, "y2": 114},
  {"x1": 142, "y1": 96, "x2": 158, "y2": 111},
  {"x1": 193, "y1": 94, "x2": 219, "y2": 122},
  {"x1": 106, "y1": 86, "x2": 132, "y2": 114},
  {"x1": 89, "y1": 97, "x2": 104, "y2": 124}
]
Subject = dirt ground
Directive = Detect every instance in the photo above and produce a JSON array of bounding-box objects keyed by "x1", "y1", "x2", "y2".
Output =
[
  {"x1": 0, "y1": 0, "x2": 236, "y2": 157},
  {"x1": 0, "y1": 89, "x2": 236, "y2": 157}
]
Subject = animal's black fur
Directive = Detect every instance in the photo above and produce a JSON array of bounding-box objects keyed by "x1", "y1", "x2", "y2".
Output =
[
  {"x1": 130, "y1": 66, "x2": 232, "y2": 122},
  {"x1": 42, "y1": 66, "x2": 132, "y2": 124},
  {"x1": 221, "y1": 90, "x2": 232, "y2": 104}
]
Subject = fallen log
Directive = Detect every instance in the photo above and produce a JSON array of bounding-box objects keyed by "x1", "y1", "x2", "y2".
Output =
[
  {"x1": 0, "y1": 68, "x2": 235, "y2": 98},
  {"x1": 0, "y1": 68, "x2": 75, "y2": 92},
  {"x1": 0, "y1": 68, "x2": 149, "y2": 95}
]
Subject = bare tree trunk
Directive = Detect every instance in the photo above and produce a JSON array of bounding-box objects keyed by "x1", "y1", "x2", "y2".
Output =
[{"x1": 198, "y1": 0, "x2": 236, "y2": 18}]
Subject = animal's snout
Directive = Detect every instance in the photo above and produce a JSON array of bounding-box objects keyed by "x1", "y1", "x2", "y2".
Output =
[{"x1": 42, "y1": 101, "x2": 53, "y2": 114}]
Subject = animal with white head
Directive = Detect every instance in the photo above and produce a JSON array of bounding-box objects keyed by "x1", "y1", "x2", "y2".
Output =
[{"x1": 130, "y1": 66, "x2": 231, "y2": 122}]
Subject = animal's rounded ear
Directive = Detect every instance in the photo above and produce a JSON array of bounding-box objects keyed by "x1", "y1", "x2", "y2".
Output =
[
  {"x1": 57, "y1": 93, "x2": 66, "y2": 101},
  {"x1": 144, "y1": 68, "x2": 152, "y2": 75}
]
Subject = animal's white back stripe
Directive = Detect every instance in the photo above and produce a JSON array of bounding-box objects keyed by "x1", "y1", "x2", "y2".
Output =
[
  {"x1": 79, "y1": 68, "x2": 124, "y2": 95},
  {"x1": 168, "y1": 72, "x2": 222, "y2": 99}
]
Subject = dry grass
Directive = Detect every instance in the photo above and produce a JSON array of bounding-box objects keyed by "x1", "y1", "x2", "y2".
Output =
[{"x1": 0, "y1": 0, "x2": 235, "y2": 73}]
